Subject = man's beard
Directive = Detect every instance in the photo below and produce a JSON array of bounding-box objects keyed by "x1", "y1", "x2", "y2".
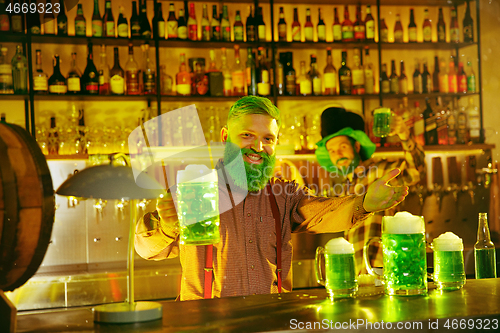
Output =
[
  {"x1": 223, "y1": 137, "x2": 276, "y2": 192},
  {"x1": 335, "y1": 150, "x2": 361, "y2": 177}
]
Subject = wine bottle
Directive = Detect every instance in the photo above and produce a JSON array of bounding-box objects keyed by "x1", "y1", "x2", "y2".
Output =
[
  {"x1": 408, "y1": 8, "x2": 417, "y2": 42},
  {"x1": 380, "y1": 18, "x2": 388, "y2": 42},
  {"x1": 365, "y1": 5, "x2": 375, "y2": 42},
  {"x1": 424, "y1": 97, "x2": 438, "y2": 145},
  {"x1": 291, "y1": 8, "x2": 301, "y2": 42},
  {"x1": 56, "y1": 0, "x2": 67, "y2": 36},
  {"x1": 413, "y1": 60, "x2": 422, "y2": 94},
  {"x1": 399, "y1": 60, "x2": 408, "y2": 95},
  {"x1": 33, "y1": 49, "x2": 48, "y2": 94},
  {"x1": 48, "y1": 55, "x2": 67, "y2": 94},
  {"x1": 437, "y1": 8, "x2": 446, "y2": 42},
  {"x1": 210, "y1": 5, "x2": 219, "y2": 41},
  {"x1": 351, "y1": 49, "x2": 364, "y2": 95},
  {"x1": 353, "y1": 5, "x2": 365, "y2": 42},
  {"x1": 257, "y1": 47, "x2": 270, "y2": 96},
  {"x1": 389, "y1": 60, "x2": 399, "y2": 94},
  {"x1": 324, "y1": 48, "x2": 336, "y2": 95},
  {"x1": 277, "y1": 7, "x2": 286, "y2": 42},
  {"x1": 67, "y1": 52, "x2": 81, "y2": 94},
  {"x1": 153, "y1": 2, "x2": 165, "y2": 39},
  {"x1": 246, "y1": 48, "x2": 257, "y2": 96},
  {"x1": 234, "y1": 10, "x2": 244, "y2": 42},
  {"x1": 166, "y1": 3, "x2": 177, "y2": 39},
  {"x1": 463, "y1": 0, "x2": 474, "y2": 42},
  {"x1": 125, "y1": 43, "x2": 140, "y2": 95},
  {"x1": 139, "y1": 0, "x2": 151, "y2": 39},
  {"x1": 309, "y1": 54, "x2": 321, "y2": 96},
  {"x1": 110, "y1": 47, "x2": 125, "y2": 95},
  {"x1": 98, "y1": 45, "x2": 109, "y2": 95},
  {"x1": 422, "y1": 61, "x2": 432, "y2": 93},
  {"x1": 103, "y1": 0, "x2": 115, "y2": 38},
  {"x1": 363, "y1": 47, "x2": 374, "y2": 94},
  {"x1": 304, "y1": 8, "x2": 313, "y2": 42},
  {"x1": 256, "y1": 6, "x2": 266, "y2": 41},
  {"x1": 338, "y1": 50, "x2": 351, "y2": 95},
  {"x1": 341, "y1": 6, "x2": 353, "y2": 42},
  {"x1": 246, "y1": 6, "x2": 255, "y2": 42},
  {"x1": 130, "y1": 1, "x2": 141, "y2": 37},
  {"x1": 11, "y1": 45, "x2": 27, "y2": 94},
  {"x1": 450, "y1": 6, "x2": 459, "y2": 43},
  {"x1": 74, "y1": 3, "x2": 86, "y2": 36},
  {"x1": 422, "y1": 9, "x2": 432, "y2": 42},
  {"x1": 187, "y1": 2, "x2": 197, "y2": 41},
  {"x1": 283, "y1": 52, "x2": 295, "y2": 96},
  {"x1": 43, "y1": 0, "x2": 55, "y2": 35},
  {"x1": 177, "y1": 8, "x2": 187, "y2": 40},
  {"x1": 200, "y1": 4, "x2": 210, "y2": 41},
  {"x1": 394, "y1": 14, "x2": 403, "y2": 43},
  {"x1": 380, "y1": 63, "x2": 390, "y2": 94},
  {"x1": 332, "y1": 7, "x2": 341, "y2": 42},
  {"x1": 28, "y1": 0, "x2": 41, "y2": 34},
  {"x1": 142, "y1": 42, "x2": 155, "y2": 95},
  {"x1": 432, "y1": 56, "x2": 440, "y2": 93},
  {"x1": 117, "y1": 6, "x2": 128, "y2": 38},
  {"x1": 81, "y1": 42, "x2": 99, "y2": 94},
  {"x1": 92, "y1": 0, "x2": 102, "y2": 37},
  {"x1": 317, "y1": 9, "x2": 325, "y2": 42}
]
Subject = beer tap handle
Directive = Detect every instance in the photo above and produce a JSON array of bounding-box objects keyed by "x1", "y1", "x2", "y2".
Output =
[
  {"x1": 432, "y1": 157, "x2": 444, "y2": 211},
  {"x1": 466, "y1": 155, "x2": 477, "y2": 205},
  {"x1": 447, "y1": 156, "x2": 460, "y2": 202}
]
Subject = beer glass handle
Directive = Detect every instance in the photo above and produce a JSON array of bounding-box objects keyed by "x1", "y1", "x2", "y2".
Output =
[
  {"x1": 315, "y1": 246, "x2": 325, "y2": 286},
  {"x1": 426, "y1": 243, "x2": 434, "y2": 281},
  {"x1": 364, "y1": 237, "x2": 383, "y2": 278}
]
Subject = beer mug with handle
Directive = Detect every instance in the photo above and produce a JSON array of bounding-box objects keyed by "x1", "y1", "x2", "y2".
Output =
[{"x1": 364, "y1": 212, "x2": 428, "y2": 296}]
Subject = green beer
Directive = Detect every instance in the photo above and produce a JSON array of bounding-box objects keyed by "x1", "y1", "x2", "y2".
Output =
[
  {"x1": 176, "y1": 165, "x2": 220, "y2": 246},
  {"x1": 372, "y1": 107, "x2": 392, "y2": 138},
  {"x1": 432, "y1": 232, "x2": 465, "y2": 291},
  {"x1": 474, "y1": 248, "x2": 497, "y2": 279}
]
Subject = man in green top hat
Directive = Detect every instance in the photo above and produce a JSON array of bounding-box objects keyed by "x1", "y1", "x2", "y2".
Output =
[{"x1": 315, "y1": 107, "x2": 426, "y2": 274}]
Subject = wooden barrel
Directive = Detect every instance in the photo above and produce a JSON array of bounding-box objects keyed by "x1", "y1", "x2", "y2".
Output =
[{"x1": 0, "y1": 123, "x2": 54, "y2": 292}]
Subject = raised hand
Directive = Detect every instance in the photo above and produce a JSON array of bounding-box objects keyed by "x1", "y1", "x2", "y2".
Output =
[
  {"x1": 389, "y1": 114, "x2": 411, "y2": 141},
  {"x1": 363, "y1": 168, "x2": 409, "y2": 212}
]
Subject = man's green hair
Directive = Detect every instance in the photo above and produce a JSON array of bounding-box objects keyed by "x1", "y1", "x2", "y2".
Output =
[{"x1": 227, "y1": 96, "x2": 282, "y2": 129}]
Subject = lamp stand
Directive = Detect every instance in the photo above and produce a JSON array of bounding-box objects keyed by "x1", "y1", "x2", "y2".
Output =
[{"x1": 94, "y1": 200, "x2": 163, "y2": 323}]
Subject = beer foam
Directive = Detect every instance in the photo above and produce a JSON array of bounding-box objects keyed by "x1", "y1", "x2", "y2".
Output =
[
  {"x1": 325, "y1": 237, "x2": 355, "y2": 254},
  {"x1": 432, "y1": 232, "x2": 464, "y2": 251},
  {"x1": 177, "y1": 164, "x2": 218, "y2": 184},
  {"x1": 383, "y1": 211, "x2": 424, "y2": 234}
]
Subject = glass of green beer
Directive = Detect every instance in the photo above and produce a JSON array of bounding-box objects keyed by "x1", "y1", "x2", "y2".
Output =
[
  {"x1": 431, "y1": 232, "x2": 466, "y2": 291},
  {"x1": 315, "y1": 237, "x2": 358, "y2": 299},
  {"x1": 364, "y1": 211, "x2": 428, "y2": 296},
  {"x1": 372, "y1": 107, "x2": 392, "y2": 138},
  {"x1": 176, "y1": 164, "x2": 220, "y2": 245}
]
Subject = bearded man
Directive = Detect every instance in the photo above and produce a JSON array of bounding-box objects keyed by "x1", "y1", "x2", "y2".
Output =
[{"x1": 135, "y1": 97, "x2": 409, "y2": 301}]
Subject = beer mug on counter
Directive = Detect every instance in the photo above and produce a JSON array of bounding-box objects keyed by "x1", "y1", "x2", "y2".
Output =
[
  {"x1": 364, "y1": 212, "x2": 428, "y2": 296},
  {"x1": 431, "y1": 232, "x2": 466, "y2": 291},
  {"x1": 176, "y1": 164, "x2": 220, "y2": 245},
  {"x1": 315, "y1": 237, "x2": 358, "y2": 299},
  {"x1": 372, "y1": 107, "x2": 392, "y2": 138}
]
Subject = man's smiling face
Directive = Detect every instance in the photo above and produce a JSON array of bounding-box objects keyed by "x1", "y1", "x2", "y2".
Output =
[{"x1": 326, "y1": 135, "x2": 361, "y2": 174}]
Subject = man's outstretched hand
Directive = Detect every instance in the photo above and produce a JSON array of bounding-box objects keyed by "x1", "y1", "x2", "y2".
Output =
[{"x1": 363, "y1": 168, "x2": 409, "y2": 212}]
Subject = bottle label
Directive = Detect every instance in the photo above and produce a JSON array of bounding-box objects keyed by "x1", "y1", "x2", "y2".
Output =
[
  {"x1": 414, "y1": 119, "x2": 425, "y2": 136},
  {"x1": 381, "y1": 80, "x2": 390, "y2": 93},
  {"x1": 292, "y1": 26, "x2": 301, "y2": 41},
  {"x1": 450, "y1": 28, "x2": 459, "y2": 42},
  {"x1": 299, "y1": 80, "x2": 311, "y2": 95},
  {"x1": 75, "y1": 21, "x2": 86, "y2": 35},
  {"x1": 399, "y1": 80, "x2": 408, "y2": 94},
  {"x1": 380, "y1": 28, "x2": 388, "y2": 42},
  {"x1": 234, "y1": 26, "x2": 244, "y2": 41},
  {"x1": 313, "y1": 77, "x2": 321, "y2": 95},
  {"x1": 423, "y1": 26, "x2": 432, "y2": 42},
  {"x1": 67, "y1": 77, "x2": 81, "y2": 92},
  {"x1": 44, "y1": 20, "x2": 55, "y2": 34},
  {"x1": 394, "y1": 30, "x2": 403, "y2": 42},
  {"x1": 211, "y1": 25, "x2": 220, "y2": 40},
  {"x1": 105, "y1": 21, "x2": 115, "y2": 37},
  {"x1": 13, "y1": 17, "x2": 24, "y2": 31},
  {"x1": 258, "y1": 25, "x2": 266, "y2": 41},
  {"x1": 178, "y1": 26, "x2": 187, "y2": 39},
  {"x1": 201, "y1": 25, "x2": 210, "y2": 41},
  {"x1": 33, "y1": 76, "x2": 48, "y2": 91},
  {"x1": 158, "y1": 21, "x2": 165, "y2": 38},
  {"x1": 92, "y1": 20, "x2": 103, "y2": 36},
  {"x1": 352, "y1": 69, "x2": 364, "y2": 87},
  {"x1": 467, "y1": 75, "x2": 476, "y2": 92},
  {"x1": 333, "y1": 24, "x2": 342, "y2": 41},
  {"x1": 439, "y1": 75, "x2": 449, "y2": 93},
  {"x1": 86, "y1": 82, "x2": 99, "y2": 93},
  {"x1": 464, "y1": 26, "x2": 473, "y2": 42},
  {"x1": 31, "y1": 26, "x2": 41, "y2": 34},
  {"x1": 324, "y1": 73, "x2": 336, "y2": 89},
  {"x1": 342, "y1": 25, "x2": 353, "y2": 40},
  {"x1": 390, "y1": 79, "x2": 399, "y2": 94},
  {"x1": 261, "y1": 70, "x2": 269, "y2": 84},
  {"x1": 246, "y1": 67, "x2": 252, "y2": 85},
  {"x1": 49, "y1": 84, "x2": 67, "y2": 94},
  {"x1": 0, "y1": 15, "x2": 9, "y2": 31},
  {"x1": 285, "y1": 74, "x2": 296, "y2": 95},
  {"x1": 232, "y1": 71, "x2": 245, "y2": 89},
  {"x1": 188, "y1": 24, "x2": 197, "y2": 40},
  {"x1": 304, "y1": 27, "x2": 313, "y2": 41},
  {"x1": 354, "y1": 25, "x2": 365, "y2": 40},
  {"x1": 257, "y1": 82, "x2": 270, "y2": 96},
  {"x1": 0, "y1": 64, "x2": 11, "y2": 75},
  {"x1": 438, "y1": 26, "x2": 446, "y2": 42},
  {"x1": 364, "y1": 70, "x2": 374, "y2": 94},
  {"x1": 177, "y1": 83, "x2": 190, "y2": 95},
  {"x1": 131, "y1": 23, "x2": 141, "y2": 36},
  {"x1": 222, "y1": 24, "x2": 231, "y2": 41},
  {"x1": 449, "y1": 75, "x2": 458, "y2": 93},
  {"x1": 339, "y1": 75, "x2": 351, "y2": 93},
  {"x1": 126, "y1": 71, "x2": 140, "y2": 94},
  {"x1": 168, "y1": 21, "x2": 178, "y2": 38},
  {"x1": 408, "y1": 27, "x2": 417, "y2": 42},
  {"x1": 317, "y1": 25, "x2": 326, "y2": 41},
  {"x1": 413, "y1": 76, "x2": 422, "y2": 93},
  {"x1": 425, "y1": 117, "x2": 437, "y2": 132},
  {"x1": 366, "y1": 21, "x2": 374, "y2": 39},
  {"x1": 246, "y1": 26, "x2": 255, "y2": 41},
  {"x1": 57, "y1": 21, "x2": 67, "y2": 35},
  {"x1": 118, "y1": 24, "x2": 128, "y2": 37},
  {"x1": 144, "y1": 73, "x2": 156, "y2": 92},
  {"x1": 195, "y1": 74, "x2": 208, "y2": 95},
  {"x1": 278, "y1": 24, "x2": 286, "y2": 40}
]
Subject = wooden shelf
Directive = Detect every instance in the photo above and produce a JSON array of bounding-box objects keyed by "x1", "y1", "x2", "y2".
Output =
[
  {"x1": 277, "y1": 94, "x2": 380, "y2": 100},
  {"x1": 275, "y1": 41, "x2": 378, "y2": 50},
  {"x1": 380, "y1": 42, "x2": 476, "y2": 50},
  {"x1": 161, "y1": 95, "x2": 242, "y2": 101},
  {"x1": 33, "y1": 94, "x2": 156, "y2": 101},
  {"x1": 376, "y1": 143, "x2": 495, "y2": 152},
  {"x1": 30, "y1": 35, "x2": 153, "y2": 47},
  {"x1": 0, "y1": 93, "x2": 29, "y2": 100},
  {"x1": 381, "y1": 92, "x2": 479, "y2": 100}
]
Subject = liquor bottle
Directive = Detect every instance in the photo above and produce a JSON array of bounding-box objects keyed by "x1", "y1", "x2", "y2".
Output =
[
  {"x1": 221, "y1": 47, "x2": 232, "y2": 96},
  {"x1": 423, "y1": 98, "x2": 438, "y2": 145},
  {"x1": 82, "y1": 42, "x2": 99, "y2": 95},
  {"x1": 177, "y1": 8, "x2": 187, "y2": 40},
  {"x1": 167, "y1": 3, "x2": 178, "y2": 39},
  {"x1": 324, "y1": 48, "x2": 336, "y2": 95},
  {"x1": 142, "y1": 43, "x2": 155, "y2": 95},
  {"x1": 28, "y1": 0, "x2": 40, "y2": 34},
  {"x1": 246, "y1": 6, "x2": 255, "y2": 42},
  {"x1": 198, "y1": 4, "x2": 210, "y2": 41},
  {"x1": 457, "y1": 103, "x2": 468, "y2": 144},
  {"x1": 117, "y1": 6, "x2": 128, "y2": 38},
  {"x1": 338, "y1": 50, "x2": 351, "y2": 95},
  {"x1": 435, "y1": 97, "x2": 448, "y2": 145},
  {"x1": 192, "y1": 59, "x2": 208, "y2": 96},
  {"x1": 363, "y1": 47, "x2": 374, "y2": 94},
  {"x1": 467, "y1": 59, "x2": 476, "y2": 93},
  {"x1": 110, "y1": 47, "x2": 125, "y2": 95},
  {"x1": 309, "y1": 55, "x2": 321, "y2": 96},
  {"x1": 450, "y1": 6, "x2": 459, "y2": 43},
  {"x1": 74, "y1": 3, "x2": 86, "y2": 36},
  {"x1": 389, "y1": 60, "x2": 399, "y2": 94},
  {"x1": 48, "y1": 117, "x2": 59, "y2": 155},
  {"x1": 11, "y1": 45, "x2": 27, "y2": 94},
  {"x1": 448, "y1": 58, "x2": 458, "y2": 93},
  {"x1": 48, "y1": 55, "x2": 67, "y2": 94},
  {"x1": 277, "y1": 7, "x2": 286, "y2": 41},
  {"x1": 67, "y1": 52, "x2": 82, "y2": 94},
  {"x1": 408, "y1": 8, "x2": 417, "y2": 43},
  {"x1": 234, "y1": 10, "x2": 244, "y2": 42},
  {"x1": 380, "y1": 63, "x2": 390, "y2": 94},
  {"x1": 317, "y1": 9, "x2": 325, "y2": 42},
  {"x1": 399, "y1": 60, "x2": 408, "y2": 94},
  {"x1": 92, "y1": 0, "x2": 102, "y2": 37},
  {"x1": 10, "y1": 0, "x2": 22, "y2": 32},
  {"x1": 44, "y1": 0, "x2": 55, "y2": 34},
  {"x1": 140, "y1": 0, "x2": 151, "y2": 39},
  {"x1": 232, "y1": 45, "x2": 245, "y2": 96},
  {"x1": 332, "y1": 7, "x2": 341, "y2": 42},
  {"x1": 351, "y1": 48, "x2": 364, "y2": 95},
  {"x1": 413, "y1": 60, "x2": 422, "y2": 94},
  {"x1": 365, "y1": 5, "x2": 375, "y2": 42},
  {"x1": 221, "y1": 5, "x2": 230, "y2": 41},
  {"x1": 257, "y1": 47, "x2": 270, "y2": 96},
  {"x1": 283, "y1": 52, "x2": 295, "y2": 96},
  {"x1": 125, "y1": 43, "x2": 140, "y2": 95},
  {"x1": 380, "y1": 18, "x2": 388, "y2": 42},
  {"x1": 1, "y1": 0, "x2": 10, "y2": 31},
  {"x1": 246, "y1": 48, "x2": 257, "y2": 96},
  {"x1": 438, "y1": 57, "x2": 449, "y2": 93},
  {"x1": 467, "y1": 97, "x2": 480, "y2": 143},
  {"x1": 98, "y1": 45, "x2": 109, "y2": 94},
  {"x1": 446, "y1": 101, "x2": 457, "y2": 145},
  {"x1": 353, "y1": 5, "x2": 365, "y2": 42},
  {"x1": 394, "y1": 14, "x2": 404, "y2": 43},
  {"x1": 186, "y1": 2, "x2": 197, "y2": 41},
  {"x1": 297, "y1": 60, "x2": 311, "y2": 96},
  {"x1": 291, "y1": 8, "x2": 301, "y2": 42},
  {"x1": 33, "y1": 49, "x2": 48, "y2": 94},
  {"x1": 422, "y1": 8, "x2": 432, "y2": 42},
  {"x1": 422, "y1": 61, "x2": 432, "y2": 93},
  {"x1": 432, "y1": 56, "x2": 440, "y2": 93},
  {"x1": 131, "y1": 1, "x2": 141, "y2": 37},
  {"x1": 474, "y1": 213, "x2": 497, "y2": 279},
  {"x1": 103, "y1": 0, "x2": 115, "y2": 38},
  {"x1": 0, "y1": 46, "x2": 13, "y2": 94},
  {"x1": 463, "y1": 0, "x2": 474, "y2": 42},
  {"x1": 341, "y1": 6, "x2": 353, "y2": 42},
  {"x1": 413, "y1": 101, "x2": 425, "y2": 146},
  {"x1": 154, "y1": 2, "x2": 165, "y2": 39},
  {"x1": 304, "y1": 8, "x2": 313, "y2": 42},
  {"x1": 256, "y1": 6, "x2": 266, "y2": 41},
  {"x1": 437, "y1": 8, "x2": 446, "y2": 42}
]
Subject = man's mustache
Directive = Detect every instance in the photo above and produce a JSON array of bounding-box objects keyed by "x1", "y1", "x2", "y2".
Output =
[{"x1": 336, "y1": 157, "x2": 349, "y2": 165}]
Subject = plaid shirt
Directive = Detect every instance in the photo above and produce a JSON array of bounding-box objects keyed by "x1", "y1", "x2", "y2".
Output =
[{"x1": 334, "y1": 133, "x2": 426, "y2": 274}]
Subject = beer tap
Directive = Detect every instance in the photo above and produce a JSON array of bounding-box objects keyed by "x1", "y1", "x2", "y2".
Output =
[
  {"x1": 446, "y1": 156, "x2": 460, "y2": 203},
  {"x1": 432, "y1": 157, "x2": 444, "y2": 211},
  {"x1": 463, "y1": 155, "x2": 476, "y2": 205}
]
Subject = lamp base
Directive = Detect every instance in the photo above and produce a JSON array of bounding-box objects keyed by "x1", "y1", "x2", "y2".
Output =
[{"x1": 94, "y1": 301, "x2": 162, "y2": 323}]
